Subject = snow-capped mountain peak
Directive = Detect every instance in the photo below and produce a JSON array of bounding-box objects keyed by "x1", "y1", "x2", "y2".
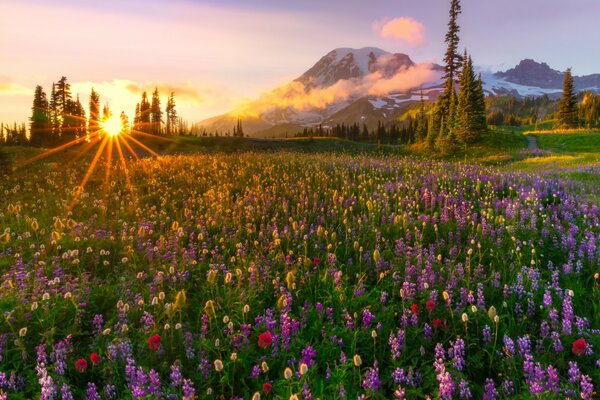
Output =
[{"x1": 295, "y1": 47, "x2": 414, "y2": 88}]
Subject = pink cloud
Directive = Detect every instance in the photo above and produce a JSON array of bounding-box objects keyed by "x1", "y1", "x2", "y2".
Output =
[{"x1": 373, "y1": 17, "x2": 426, "y2": 46}]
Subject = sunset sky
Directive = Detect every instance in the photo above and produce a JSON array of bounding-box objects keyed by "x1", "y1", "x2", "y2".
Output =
[{"x1": 1, "y1": 0, "x2": 599, "y2": 125}]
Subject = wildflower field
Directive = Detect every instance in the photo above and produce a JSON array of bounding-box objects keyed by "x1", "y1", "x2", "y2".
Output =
[{"x1": 0, "y1": 151, "x2": 599, "y2": 399}]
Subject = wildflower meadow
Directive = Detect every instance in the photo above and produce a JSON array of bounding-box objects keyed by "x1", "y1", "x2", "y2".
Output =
[{"x1": 0, "y1": 152, "x2": 598, "y2": 399}]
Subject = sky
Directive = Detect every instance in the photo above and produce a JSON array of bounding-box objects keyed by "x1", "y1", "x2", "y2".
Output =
[{"x1": 1, "y1": 0, "x2": 599, "y2": 125}]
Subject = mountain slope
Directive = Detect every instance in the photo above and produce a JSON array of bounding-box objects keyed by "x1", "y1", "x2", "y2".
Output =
[{"x1": 199, "y1": 47, "x2": 442, "y2": 137}]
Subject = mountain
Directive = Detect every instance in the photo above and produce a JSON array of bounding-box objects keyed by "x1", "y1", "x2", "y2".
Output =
[
  {"x1": 199, "y1": 47, "x2": 443, "y2": 137},
  {"x1": 198, "y1": 50, "x2": 600, "y2": 137},
  {"x1": 483, "y1": 59, "x2": 600, "y2": 98}
]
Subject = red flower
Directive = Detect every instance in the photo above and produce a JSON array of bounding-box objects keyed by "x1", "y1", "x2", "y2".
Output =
[
  {"x1": 313, "y1": 257, "x2": 320, "y2": 265},
  {"x1": 90, "y1": 352, "x2": 101, "y2": 366},
  {"x1": 433, "y1": 319, "x2": 442, "y2": 329},
  {"x1": 426, "y1": 300, "x2": 435, "y2": 314},
  {"x1": 572, "y1": 338, "x2": 587, "y2": 356},
  {"x1": 75, "y1": 358, "x2": 87, "y2": 372},
  {"x1": 148, "y1": 334, "x2": 161, "y2": 351},
  {"x1": 258, "y1": 331, "x2": 272, "y2": 349},
  {"x1": 411, "y1": 303, "x2": 419, "y2": 314},
  {"x1": 263, "y1": 383, "x2": 272, "y2": 394}
]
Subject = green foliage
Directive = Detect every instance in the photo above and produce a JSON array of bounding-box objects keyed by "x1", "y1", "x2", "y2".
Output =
[{"x1": 558, "y1": 68, "x2": 579, "y2": 128}]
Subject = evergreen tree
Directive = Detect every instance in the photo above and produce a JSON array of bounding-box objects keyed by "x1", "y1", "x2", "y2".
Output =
[
  {"x1": 55, "y1": 76, "x2": 76, "y2": 143},
  {"x1": 120, "y1": 111, "x2": 129, "y2": 134},
  {"x1": 443, "y1": 0, "x2": 463, "y2": 85},
  {"x1": 139, "y1": 92, "x2": 151, "y2": 133},
  {"x1": 558, "y1": 68, "x2": 578, "y2": 128},
  {"x1": 49, "y1": 83, "x2": 59, "y2": 146},
  {"x1": 165, "y1": 92, "x2": 177, "y2": 135},
  {"x1": 30, "y1": 85, "x2": 50, "y2": 147},
  {"x1": 426, "y1": 110, "x2": 437, "y2": 149},
  {"x1": 472, "y1": 73, "x2": 487, "y2": 133},
  {"x1": 133, "y1": 103, "x2": 141, "y2": 132},
  {"x1": 74, "y1": 95, "x2": 86, "y2": 139},
  {"x1": 150, "y1": 88, "x2": 162, "y2": 135},
  {"x1": 456, "y1": 53, "x2": 476, "y2": 143},
  {"x1": 88, "y1": 88, "x2": 100, "y2": 136}
]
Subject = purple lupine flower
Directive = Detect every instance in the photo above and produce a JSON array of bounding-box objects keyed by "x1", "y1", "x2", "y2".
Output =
[
  {"x1": 502, "y1": 380, "x2": 515, "y2": 396},
  {"x1": 424, "y1": 323, "x2": 433, "y2": 341},
  {"x1": 388, "y1": 330, "x2": 405, "y2": 360},
  {"x1": 302, "y1": 382, "x2": 313, "y2": 399},
  {"x1": 568, "y1": 361, "x2": 581, "y2": 384},
  {"x1": 301, "y1": 345, "x2": 317, "y2": 367},
  {"x1": 482, "y1": 378, "x2": 499, "y2": 400},
  {"x1": 362, "y1": 362, "x2": 381, "y2": 392},
  {"x1": 517, "y1": 335, "x2": 531, "y2": 358},
  {"x1": 580, "y1": 375, "x2": 595, "y2": 400},
  {"x1": 458, "y1": 379, "x2": 472, "y2": 399},
  {"x1": 562, "y1": 294, "x2": 574, "y2": 335},
  {"x1": 550, "y1": 331, "x2": 563, "y2": 352},
  {"x1": 482, "y1": 325, "x2": 492, "y2": 344},
  {"x1": 169, "y1": 364, "x2": 182, "y2": 387},
  {"x1": 182, "y1": 379, "x2": 195, "y2": 400},
  {"x1": 451, "y1": 338, "x2": 465, "y2": 371},
  {"x1": 104, "y1": 384, "x2": 116, "y2": 399},
  {"x1": 148, "y1": 369, "x2": 161, "y2": 397},
  {"x1": 546, "y1": 365, "x2": 559, "y2": 394},
  {"x1": 503, "y1": 335, "x2": 515, "y2": 357},
  {"x1": 85, "y1": 383, "x2": 101, "y2": 400},
  {"x1": 543, "y1": 290, "x2": 553, "y2": 307},
  {"x1": 60, "y1": 385, "x2": 74, "y2": 400},
  {"x1": 362, "y1": 308, "x2": 375, "y2": 329}
]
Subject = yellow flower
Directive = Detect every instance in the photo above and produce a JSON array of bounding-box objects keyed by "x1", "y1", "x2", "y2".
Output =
[
  {"x1": 285, "y1": 271, "x2": 295, "y2": 290},
  {"x1": 31, "y1": 220, "x2": 39, "y2": 231},
  {"x1": 174, "y1": 289, "x2": 186, "y2": 309},
  {"x1": 353, "y1": 354, "x2": 362, "y2": 367},
  {"x1": 207, "y1": 269, "x2": 217, "y2": 284},
  {"x1": 51, "y1": 231, "x2": 61, "y2": 241},
  {"x1": 204, "y1": 300, "x2": 216, "y2": 318},
  {"x1": 373, "y1": 249, "x2": 380, "y2": 263},
  {"x1": 277, "y1": 295, "x2": 287, "y2": 309}
]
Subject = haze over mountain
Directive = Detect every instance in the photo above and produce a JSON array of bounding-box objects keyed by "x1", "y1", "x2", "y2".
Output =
[{"x1": 199, "y1": 48, "x2": 600, "y2": 137}]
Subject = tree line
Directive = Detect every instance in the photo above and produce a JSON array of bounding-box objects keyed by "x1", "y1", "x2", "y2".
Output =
[{"x1": 1, "y1": 76, "x2": 183, "y2": 148}]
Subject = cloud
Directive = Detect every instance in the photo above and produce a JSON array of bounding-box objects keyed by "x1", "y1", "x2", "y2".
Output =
[
  {"x1": 0, "y1": 82, "x2": 32, "y2": 96},
  {"x1": 232, "y1": 63, "x2": 439, "y2": 118},
  {"x1": 373, "y1": 17, "x2": 426, "y2": 46},
  {"x1": 124, "y1": 81, "x2": 209, "y2": 103}
]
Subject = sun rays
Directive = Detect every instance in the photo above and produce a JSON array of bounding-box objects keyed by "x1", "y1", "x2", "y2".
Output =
[{"x1": 14, "y1": 112, "x2": 176, "y2": 215}]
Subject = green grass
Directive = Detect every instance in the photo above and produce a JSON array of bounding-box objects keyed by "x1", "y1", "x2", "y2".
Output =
[{"x1": 532, "y1": 131, "x2": 600, "y2": 153}]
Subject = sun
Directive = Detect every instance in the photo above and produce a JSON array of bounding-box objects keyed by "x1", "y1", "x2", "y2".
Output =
[{"x1": 102, "y1": 115, "x2": 122, "y2": 137}]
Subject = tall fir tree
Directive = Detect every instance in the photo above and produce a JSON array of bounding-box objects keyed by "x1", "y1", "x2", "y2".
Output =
[
  {"x1": 139, "y1": 92, "x2": 151, "y2": 133},
  {"x1": 443, "y1": 0, "x2": 463, "y2": 85},
  {"x1": 433, "y1": 0, "x2": 463, "y2": 142},
  {"x1": 455, "y1": 53, "x2": 476, "y2": 143},
  {"x1": 415, "y1": 89, "x2": 427, "y2": 142},
  {"x1": 150, "y1": 88, "x2": 162, "y2": 135},
  {"x1": 472, "y1": 73, "x2": 487, "y2": 133},
  {"x1": 558, "y1": 68, "x2": 578, "y2": 128},
  {"x1": 165, "y1": 92, "x2": 177, "y2": 135},
  {"x1": 55, "y1": 77, "x2": 75, "y2": 143},
  {"x1": 30, "y1": 85, "x2": 50, "y2": 147},
  {"x1": 49, "y1": 83, "x2": 59, "y2": 146},
  {"x1": 88, "y1": 88, "x2": 100, "y2": 136}
]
